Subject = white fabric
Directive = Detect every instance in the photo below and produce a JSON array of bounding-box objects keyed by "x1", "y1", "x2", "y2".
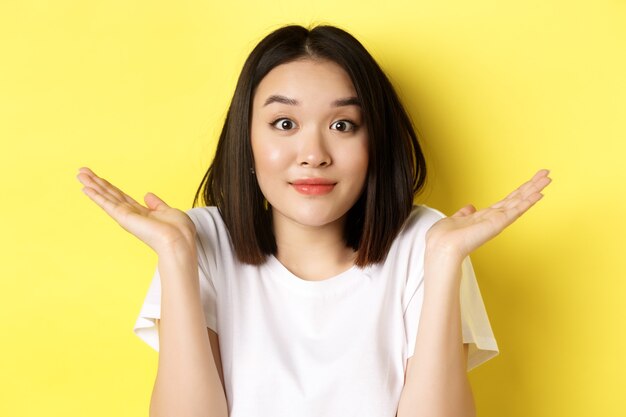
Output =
[{"x1": 133, "y1": 204, "x2": 499, "y2": 417}]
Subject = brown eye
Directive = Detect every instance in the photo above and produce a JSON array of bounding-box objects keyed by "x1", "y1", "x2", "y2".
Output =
[
  {"x1": 330, "y1": 120, "x2": 356, "y2": 132},
  {"x1": 271, "y1": 118, "x2": 297, "y2": 130}
]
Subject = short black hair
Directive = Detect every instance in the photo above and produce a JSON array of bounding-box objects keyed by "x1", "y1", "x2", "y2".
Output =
[{"x1": 192, "y1": 24, "x2": 427, "y2": 267}]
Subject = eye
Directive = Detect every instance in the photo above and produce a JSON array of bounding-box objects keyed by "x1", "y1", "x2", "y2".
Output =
[
  {"x1": 270, "y1": 118, "x2": 297, "y2": 131},
  {"x1": 330, "y1": 120, "x2": 357, "y2": 132}
]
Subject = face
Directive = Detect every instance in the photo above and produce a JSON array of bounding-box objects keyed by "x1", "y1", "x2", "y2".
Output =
[{"x1": 250, "y1": 58, "x2": 369, "y2": 230}]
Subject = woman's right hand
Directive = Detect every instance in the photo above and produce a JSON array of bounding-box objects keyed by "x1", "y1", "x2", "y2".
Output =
[{"x1": 76, "y1": 167, "x2": 197, "y2": 255}]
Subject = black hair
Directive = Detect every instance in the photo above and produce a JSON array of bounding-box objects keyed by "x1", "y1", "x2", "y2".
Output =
[{"x1": 192, "y1": 24, "x2": 427, "y2": 267}]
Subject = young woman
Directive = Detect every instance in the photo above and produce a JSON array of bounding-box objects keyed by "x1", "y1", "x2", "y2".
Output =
[{"x1": 77, "y1": 24, "x2": 551, "y2": 417}]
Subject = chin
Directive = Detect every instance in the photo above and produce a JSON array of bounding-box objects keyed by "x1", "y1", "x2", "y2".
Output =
[{"x1": 277, "y1": 207, "x2": 347, "y2": 228}]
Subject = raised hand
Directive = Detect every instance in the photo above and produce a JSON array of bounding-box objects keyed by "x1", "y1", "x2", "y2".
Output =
[
  {"x1": 425, "y1": 169, "x2": 552, "y2": 263},
  {"x1": 76, "y1": 167, "x2": 197, "y2": 254}
]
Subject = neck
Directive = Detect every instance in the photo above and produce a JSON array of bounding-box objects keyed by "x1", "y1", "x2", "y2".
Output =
[{"x1": 272, "y1": 212, "x2": 356, "y2": 281}]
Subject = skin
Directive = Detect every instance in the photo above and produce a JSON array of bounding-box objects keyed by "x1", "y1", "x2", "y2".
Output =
[
  {"x1": 250, "y1": 58, "x2": 369, "y2": 281},
  {"x1": 76, "y1": 58, "x2": 552, "y2": 417},
  {"x1": 397, "y1": 169, "x2": 551, "y2": 417}
]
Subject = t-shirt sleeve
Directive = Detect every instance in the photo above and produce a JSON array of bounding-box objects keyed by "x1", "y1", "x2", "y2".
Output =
[
  {"x1": 403, "y1": 207, "x2": 499, "y2": 372},
  {"x1": 458, "y1": 255, "x2": 499, "y2": 370},
  {"x1": 132, "y1": 209, "x2": 219, "y2": 352}
]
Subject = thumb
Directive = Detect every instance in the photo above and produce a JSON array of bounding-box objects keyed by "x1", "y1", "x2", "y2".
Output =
[
  {"x1": 452, "y1": 204, "x2": 476, "y2": 217},
  {"x1": 144, "y1": 192, "x2": 169, "y2": 211}
]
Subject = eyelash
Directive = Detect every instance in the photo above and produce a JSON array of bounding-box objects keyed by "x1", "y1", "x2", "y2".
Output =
[{"x1": 269, "y1": 118, "x2": 359, "y2": 132}]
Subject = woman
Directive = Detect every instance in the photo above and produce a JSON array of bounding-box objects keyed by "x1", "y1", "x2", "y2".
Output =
[{"x1": 77, "y1": 24, "x2": 551, "y2": 417}]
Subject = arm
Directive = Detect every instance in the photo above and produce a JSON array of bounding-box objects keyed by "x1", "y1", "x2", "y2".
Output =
[
  {"x1": 155, "y1": 323, "x2": 226, "y2": 395},
  {"x1": 150, "y1": 243, "x2": 229, "y2": 417},
  {"x1": 75, "y1": 167, "x2": 228, "y2": 417},
  {"x1": 397, "y1": 169, "x2": 552, "y2": 417},
  {"x1": 396, "y1": 253, "x2": 475, "y2": 417}
]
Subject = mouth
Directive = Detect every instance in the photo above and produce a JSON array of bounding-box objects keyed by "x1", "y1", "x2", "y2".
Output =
[{"x1": 290, "y1": 178, "x2": 337, "y2": 196}]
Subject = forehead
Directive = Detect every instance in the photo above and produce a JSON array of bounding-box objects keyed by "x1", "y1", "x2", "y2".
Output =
[{"x1": 253, "y1": 59, "x2": 357, "y2": 104}]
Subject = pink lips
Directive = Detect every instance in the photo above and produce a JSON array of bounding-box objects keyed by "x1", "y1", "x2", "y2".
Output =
[{"x1": 290, "y1": 178, "x2": 336, "y2": 195}]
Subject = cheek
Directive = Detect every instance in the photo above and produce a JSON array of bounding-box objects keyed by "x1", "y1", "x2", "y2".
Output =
[
  {"x1": 340, "y1": 139, "x2": 369, "y2": 178},
  {"x1": 252, "y1": 139, "x2": 289, "y2": 171},
  {"x1": 251, "y1": 134, "x2": 293, "y2": 182},
  {"x1": 251, "y1": 122, "x2": 285, "y2": 170}
]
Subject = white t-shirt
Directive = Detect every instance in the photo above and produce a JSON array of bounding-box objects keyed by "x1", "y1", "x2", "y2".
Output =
[{"x1": 133, "y1": 204, "x2": 499, "y2": 417}]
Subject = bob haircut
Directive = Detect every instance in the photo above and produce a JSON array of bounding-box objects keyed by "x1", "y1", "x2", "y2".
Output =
[{"x1": 192, "y1": 24, "x2": 427, "y2": 267}]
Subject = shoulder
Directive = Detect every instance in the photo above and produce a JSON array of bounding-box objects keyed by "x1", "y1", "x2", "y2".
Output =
[
  {"x1": 184, "y1": 206, "x2": 234, "y2": 264},
  {"x1": 391, "y1": 204, "x2": 448, "y2": 251},
  {"x1": 380, "y1": 205, "x2": 449, "y2": 278},
  {"x1": 401, "y1": 204, "x2": 448, "y2": 234},
  {"x1": 185, "y1": 206, "x2": 225, "y2": 232}
]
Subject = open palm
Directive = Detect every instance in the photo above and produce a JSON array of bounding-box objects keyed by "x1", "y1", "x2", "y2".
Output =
[
  {"x1": 76, "y1": 167, "x2": 197, "y2": 254},
  {"x1": 426, "y1": 169, "x2": 552, "y2": 261}
]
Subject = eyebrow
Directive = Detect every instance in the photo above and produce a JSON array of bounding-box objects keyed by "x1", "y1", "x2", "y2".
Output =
[{"x1": 263, "y1": 94, "x2": 361, "y2": 107}]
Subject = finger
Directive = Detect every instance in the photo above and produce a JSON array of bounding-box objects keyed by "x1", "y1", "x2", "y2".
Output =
[
  {"x1": 78, "y1": 168, "x2": 145, "y2": 211},
  {"x1": 82, "y1": 185, "x2": 150, "y2": 235},
  {"x1": 77, "y1": 171, "x2": 121, "y2": 204},
  {"x1": 529, "y1": 168, "x2": 550, "y2": 181},
  {"x1": 77, "y1": 171, "x2": 143, "y2": 220},
  {"x1": 451, "y1": 204, "x2": 476, "y2": 217},
  {"x1": 492, "y1": 170, "x2": 551, "y2": 209},
  {"x1": 493, "y1": 175, "x2": 541, "y2": 208},
  {"x1": 503, "y1": 191, "x2": 544, "y2": 221},
  {"x1": 86, "y1": 170, "x2": 130, "y2": 203},
  {"x1": 95, "y1": 175, "x2": 145, "y2": 209},
  {"x1": 81, "y1": 185, "x2": 130, "y2": 221},
  {"x1": 492, "y1": 191, "x2": 544, "y2": 229},
  {"x1": 500, "y1": 175, "x2": 551, "y2": 211},
  {"x1": 524, "y1": 170, "x2": 551, "y2": 194},
  {"x1": 535, "y1": 168, "x2": 550, "y2": 179},
  {"x1": 144, "y1": 192, "x2": 170, "y2": 211},
  {"x1": 77, "y1": 168, "x2": 123, "y2": 201}
]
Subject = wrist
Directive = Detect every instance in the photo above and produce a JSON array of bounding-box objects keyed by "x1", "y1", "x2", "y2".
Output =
[
  {"x1": 157, "y1": 237, "x2": 198, "y2": 261},
  {"x1": 424, "y1": 241, "x2": 465, "y2": 266},
  {"x1": 425, "y1": 228, "x2": 467, "y2": 262},
  {"x1": 157, "y1": 244, "x2": 199, "y2": 286},
  {"x1": 423, "y1": 246, "x2": 464, "y2": 289},
  {"x1": 155, "y1": 229, "x2": 197, "y2": 255}
]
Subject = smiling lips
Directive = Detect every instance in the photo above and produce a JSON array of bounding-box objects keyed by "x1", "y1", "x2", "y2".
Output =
[{"x1": 290, "y1": 178, "x2": 336, "y2": 195}]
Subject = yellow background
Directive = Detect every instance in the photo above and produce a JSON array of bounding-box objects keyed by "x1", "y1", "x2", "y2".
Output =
[{"x1": 1, "y1": 0, "x2": 624, "y2": 416}]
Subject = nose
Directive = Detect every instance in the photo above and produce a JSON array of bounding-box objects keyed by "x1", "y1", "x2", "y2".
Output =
[{"x1": 297, "y1": 128, "x2": 332, "y2": 168}]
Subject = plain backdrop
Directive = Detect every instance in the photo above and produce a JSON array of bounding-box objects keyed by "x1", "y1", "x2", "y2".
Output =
[{"x1": 1, "y1": 0, "x2": 624, "y2": 416}]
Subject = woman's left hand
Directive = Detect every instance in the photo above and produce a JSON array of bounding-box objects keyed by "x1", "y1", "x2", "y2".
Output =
[{"x1": 425, "y1": 169, "x2": 552, "y2": 263}]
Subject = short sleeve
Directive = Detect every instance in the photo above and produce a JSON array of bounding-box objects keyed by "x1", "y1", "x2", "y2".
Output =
[
  {"x1": 458, "y1": 256, "x2": 499, "y2": 370},
  {"x1": 403, "y1": 207, "x2": 499, "y2": 372},
  {"x1": 132, "y1": 213, "x2": 219, "y2": 352},
  {"x1": 403, "y1": 205, "x2": 499, "y2": 371}
]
